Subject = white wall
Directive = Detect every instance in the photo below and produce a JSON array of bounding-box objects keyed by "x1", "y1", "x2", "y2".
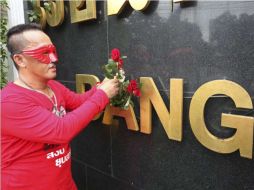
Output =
[{"x1": 7, "y1": 0, "x2": 25, "y2": 81}]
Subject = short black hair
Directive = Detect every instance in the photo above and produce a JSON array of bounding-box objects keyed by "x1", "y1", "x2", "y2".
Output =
[{"x1": 7, "y1": 23, "x2": 42, "y2": 56}]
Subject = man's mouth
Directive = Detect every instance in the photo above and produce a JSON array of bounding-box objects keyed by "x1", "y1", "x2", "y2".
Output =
[{"x1": 48, "y1": 64, "x2": 56, "y2": 69}]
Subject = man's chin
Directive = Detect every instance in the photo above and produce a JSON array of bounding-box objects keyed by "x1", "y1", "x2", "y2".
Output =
[{"x1": 48, "y1": 73, "x2": 57, "y2": 80}]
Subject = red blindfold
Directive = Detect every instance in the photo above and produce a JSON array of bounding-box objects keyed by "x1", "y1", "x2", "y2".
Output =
[{"x1": 22, "y1": 44, "x2": 58, "y2": 64}]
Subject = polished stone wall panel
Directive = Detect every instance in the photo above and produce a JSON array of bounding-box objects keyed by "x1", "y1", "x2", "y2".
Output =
[
  {"x1": 108, "y1": 1, "x2": 254, "y2": 95},
  {"x1": 22, "y1": 1, "x2": 254, "y2": 189},
  {"x1": 45, "y1": 1, "x2": 108, "y2": 81},
  {"x1": 71, "y1": 120, "x2": 112, "y2": 174},
  {"x1": 72, "y1": 159, "x2": 86, "y2": 190},
  {"x1": 86, "y1": 167, "x2": 139, "y2": 190},
  {"x1": 110, "y1": 98, "x2": 254, "y2": 190}
]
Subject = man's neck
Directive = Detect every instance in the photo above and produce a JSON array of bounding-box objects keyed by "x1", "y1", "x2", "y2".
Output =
[{"x1": 16, "y1": 74, "x2": 49, "y2": 91}]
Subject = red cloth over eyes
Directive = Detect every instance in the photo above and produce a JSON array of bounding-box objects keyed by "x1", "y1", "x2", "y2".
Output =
[{"x1": 22, "y1": 44, "x2": 58, "y2": 64}]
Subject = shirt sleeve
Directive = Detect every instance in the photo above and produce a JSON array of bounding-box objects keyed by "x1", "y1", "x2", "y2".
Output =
[
  {"x1": 49, "y1": 80, "x2": 97, "y2": 110},
  {"x1": 1, "y1": 89, "x2": 109, "y2": 144}
]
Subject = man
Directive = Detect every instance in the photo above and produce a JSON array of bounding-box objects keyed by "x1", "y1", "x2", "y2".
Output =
[{"x1": 1, "y1": 23, "x2": 119, "y2": 190}]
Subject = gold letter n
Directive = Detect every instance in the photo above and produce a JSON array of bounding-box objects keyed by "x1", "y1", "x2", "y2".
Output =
[{"x1": 140, "y1": 77, "x2": 183, "y2": 141}]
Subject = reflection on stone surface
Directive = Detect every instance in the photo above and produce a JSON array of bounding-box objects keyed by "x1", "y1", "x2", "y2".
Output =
[{"x1": 109, "y1": 1, "x2": 254, "y2": 95}]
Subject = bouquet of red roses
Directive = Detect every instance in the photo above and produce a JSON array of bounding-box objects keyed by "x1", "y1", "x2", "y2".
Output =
[{"x1": 102, "y1": 48, "x2": 142, "y2": 109}]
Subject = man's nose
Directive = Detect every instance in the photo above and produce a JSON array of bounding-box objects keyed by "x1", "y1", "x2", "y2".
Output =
[{"x1": 49, "y1": 53, "x2": 58, "y2": 63}]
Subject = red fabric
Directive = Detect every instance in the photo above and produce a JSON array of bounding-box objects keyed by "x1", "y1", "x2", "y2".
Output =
[
  {"x1": 1, "y1": 80, "x2": 109, "y2": 190},
  {"x1": 22, "y1": 44, "x2": 58, "y2": 64}
]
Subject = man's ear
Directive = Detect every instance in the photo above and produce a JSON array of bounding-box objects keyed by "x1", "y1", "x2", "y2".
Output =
[{"x1": 13, "y1": 54, "x2": 27, "y2": 68}]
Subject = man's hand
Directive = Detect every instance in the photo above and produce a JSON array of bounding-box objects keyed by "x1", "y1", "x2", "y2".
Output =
[{"x1": 97, "y1": 78, "x2": 119, "y2": 98}]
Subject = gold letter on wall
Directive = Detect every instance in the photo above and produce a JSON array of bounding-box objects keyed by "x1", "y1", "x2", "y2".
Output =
[
  {"x1": 189, "y1": 80, "x2": 253, "y2": 159},
  {"x1": 102, "y1": 105, "x2": 139, "y2": 131},
  {"x1": 140, "y1": 77, "x2": 183, "y2": 141},
  {"x1": 76, "y1": 74, "x2": 101, "y2": 120},
  {"x1": 45, "y1": 0, "x2": 64, "y2": 27},
  {"x1": 33, "y1": 0, "x2": 47, "y2": 28},
  {"x1": 70, "y1": 0, "x2": 96, "y2": 23},
  {"x1": 221, "y1": 114, "x2": 254, "y2": 159},
  {"x1": 107, "y1": 0, "x2": 150, "y2": 15},
  {"x1": 129, "y1": 0, "x2": 150, "y2": 11}
]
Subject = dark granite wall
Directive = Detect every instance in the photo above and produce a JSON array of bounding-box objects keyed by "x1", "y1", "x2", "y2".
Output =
[{"x1": 25, "y1": 1, "x2": 254, "y2": 189}]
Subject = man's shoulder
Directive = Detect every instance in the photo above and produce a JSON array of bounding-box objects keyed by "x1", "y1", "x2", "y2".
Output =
[
  {"x1": 48, "y1": 80, "x2": 65, "y2": 88},
  {"x1": 48, "y1": 79, "x2": 60, "y2": 85},
  {"x1": 48, "y1": 80, "x2": 69, "y2": 92},
  {"x1": 1, "y1": 82, "x2": 19, "y2": 99},
  {"x1": 1, "y1": 82, "x2": 32, "y2": 103}
]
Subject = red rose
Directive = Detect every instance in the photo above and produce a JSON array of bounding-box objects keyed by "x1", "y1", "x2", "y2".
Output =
[
  {"x1": 133, "y1": 89, "x2": 141, "y2": 97},
  {"x1": 127, "y1": 83, "x2": 133, "y2": 93},
  {"x1": 130, "y1": 80, "x2": 138, "y2": 89},
  {"x1": 118, "y1": 58, "x2": 123, "y2": 69},
  {"x1": 127, "y1": 80, "x2": 140, "y2": 95},
  {"x1": 111, "y1": 48, "x2": 120, "y2": 61}
]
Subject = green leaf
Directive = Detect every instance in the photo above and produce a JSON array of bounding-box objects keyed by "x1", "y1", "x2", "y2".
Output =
[
  {"x1": 43, "y1": 2, "x2": 51, "y2": 12},
  {"x1": 130, "y1": 100, "x2": 134, "y2": 106},
  {"x1": 105, "y1": 72, "x2": 114, "y2": 79},
  {"x1": 0, "y1": 0, "x2": 8, "y2": 89}
]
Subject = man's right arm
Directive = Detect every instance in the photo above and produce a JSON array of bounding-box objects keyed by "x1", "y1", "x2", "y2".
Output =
[{"x1": 2, "y1": 79, "x2": 119, "y2": 144}]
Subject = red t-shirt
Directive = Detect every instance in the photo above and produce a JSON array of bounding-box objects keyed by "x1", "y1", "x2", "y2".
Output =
[{"x1": 1, "y1": 80, "x2": 109, "y2": 190}]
